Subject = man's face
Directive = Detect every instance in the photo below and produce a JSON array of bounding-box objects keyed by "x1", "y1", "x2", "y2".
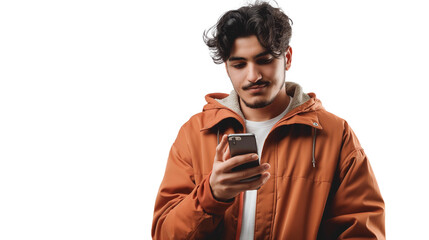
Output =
[{"x1": 225, "y1": 35, "x2": 292, "y2": 109}]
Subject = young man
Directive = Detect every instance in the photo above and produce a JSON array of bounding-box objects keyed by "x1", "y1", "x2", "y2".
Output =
[{"x1": 152, "y1": 2, "x2": 385, "y2": 239}]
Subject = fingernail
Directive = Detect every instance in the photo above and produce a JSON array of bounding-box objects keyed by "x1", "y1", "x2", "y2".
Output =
[
  {"x1": 264, "y1": 164, "x2": 270, "y2": 170},
  {"x1": 264, "y1": 172, "x2": 270, "y2": 180},
  {"x1": 252, "y1": 154, "x2": 258, "y2": 160}
]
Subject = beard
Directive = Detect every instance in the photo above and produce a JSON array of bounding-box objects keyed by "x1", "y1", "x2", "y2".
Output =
[
  {"x1": 240, "y1": 81, "x2": 285, "y2": 109},
  {"x1": 241, "y1": 95, "x2": 276, "y2": 109}
]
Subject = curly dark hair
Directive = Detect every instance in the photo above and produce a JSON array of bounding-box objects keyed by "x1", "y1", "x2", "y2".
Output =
[{"x1": 203, "y1": 1, "x2": 293, "y2": 64}]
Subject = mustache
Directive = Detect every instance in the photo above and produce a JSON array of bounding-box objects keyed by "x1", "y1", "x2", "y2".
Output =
[{"x1": 242, "y1": 80, "x2": 270, "y2": 90}]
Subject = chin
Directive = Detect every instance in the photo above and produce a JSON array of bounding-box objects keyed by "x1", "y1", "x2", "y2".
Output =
[{"x1": 242, "y1": 97, "x2": 274, "y2": 109}]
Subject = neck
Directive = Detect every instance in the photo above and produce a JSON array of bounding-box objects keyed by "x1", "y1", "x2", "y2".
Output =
[{"x1": 240, "y1": 84, "x2": 289, "y2": 122}]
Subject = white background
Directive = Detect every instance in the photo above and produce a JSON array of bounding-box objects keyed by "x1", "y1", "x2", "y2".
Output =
[{"x1": 1, "y1": 0, "x2": 428, "y2": 239}]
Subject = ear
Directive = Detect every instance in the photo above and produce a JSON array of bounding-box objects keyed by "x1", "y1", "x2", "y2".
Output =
[{"x1": 284, "y1": 46, "x2": 293, "y2": 71}]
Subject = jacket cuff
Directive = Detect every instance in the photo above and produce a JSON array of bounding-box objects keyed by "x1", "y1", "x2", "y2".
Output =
[{"x1": 197, "y1": 172, "x2": 234, "y2": 215}]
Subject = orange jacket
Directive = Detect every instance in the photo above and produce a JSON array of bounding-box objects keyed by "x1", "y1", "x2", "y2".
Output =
[{"x1": 152, "y1": 82, "x2": 385, "y2": 239}]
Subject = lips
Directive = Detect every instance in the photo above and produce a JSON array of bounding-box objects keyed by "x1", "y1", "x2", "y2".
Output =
[
  {"x1": 243, "y1": 81, "x2": 270, "y2": 90},
  {"x1": 243, "y1": 82, "x2": 269, "y2": 94},
  {"x1": 249, "y1": 83, "x2": 267, "y2": 89}
]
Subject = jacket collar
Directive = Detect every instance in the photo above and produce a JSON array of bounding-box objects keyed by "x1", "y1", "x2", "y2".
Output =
[{"x1": 200, "y1": 82, "x2": 323, "y2": 131}]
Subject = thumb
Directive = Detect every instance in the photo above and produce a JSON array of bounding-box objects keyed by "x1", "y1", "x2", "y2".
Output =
[
  {"x1": 215, "y1": 134, "x2": 228, "y2": 162},
  {"x1": 223, "y1": 141, "x2": 231, "y2": 161}
]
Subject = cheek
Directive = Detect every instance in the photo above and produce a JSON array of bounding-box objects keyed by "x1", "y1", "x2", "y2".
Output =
[
  {"x1": 227, "y1": 68, "x2": 246, "y2": 84},
  {"x1": 261, "y1": 65, "x2": 282, "y2": 81},
  {"x1": 270, "y1": 62, "x2": 285, "y2": 81}
]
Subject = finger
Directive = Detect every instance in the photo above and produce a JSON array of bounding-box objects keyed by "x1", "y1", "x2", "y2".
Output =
[
  {"x1": 223, "y1": 163, "x2": 270, "y2": 183},
  {"x1": 230, "y1": 172, "x2": 271, "y2": 192},
  {"x1": 223, "y1": 153, "x2": 259, "y2": 171},
  {"x1": 251, "y1": 172, "x2": 271, "y2": 190}
]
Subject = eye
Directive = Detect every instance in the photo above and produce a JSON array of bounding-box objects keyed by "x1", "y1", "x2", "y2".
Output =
[
  {"x1": 232, "y1": 62, "x2": 246, "y2": 69},
  {"x1": 256, "y1": 58, "x2": 274, "y2": 65}
]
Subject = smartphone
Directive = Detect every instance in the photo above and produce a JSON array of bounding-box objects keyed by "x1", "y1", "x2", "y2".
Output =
[{"x1": 227, "y1": 133, "x2": 261, "y2": 182}]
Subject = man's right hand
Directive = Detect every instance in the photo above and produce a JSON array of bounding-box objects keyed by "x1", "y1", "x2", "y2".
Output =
[{"x1": 209, "y1": 134, "x2": 271, "y2": 202}]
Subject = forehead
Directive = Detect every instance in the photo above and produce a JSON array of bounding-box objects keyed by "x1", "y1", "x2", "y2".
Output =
[{"x1": 229, "y1": 35, "x2": 267, "y2": 59}]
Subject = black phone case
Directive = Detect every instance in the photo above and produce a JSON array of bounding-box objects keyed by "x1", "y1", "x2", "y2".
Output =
[{"x1": 228, "y1": 134, "x2": 261, "y2": 181}]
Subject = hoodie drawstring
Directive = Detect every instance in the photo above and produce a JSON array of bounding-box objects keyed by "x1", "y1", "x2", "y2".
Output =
[{"x1": 312, "y1": 128, "x2": 317, "y2": 168}]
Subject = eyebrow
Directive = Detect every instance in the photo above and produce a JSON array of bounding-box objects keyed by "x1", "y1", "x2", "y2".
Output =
[{"x1": 228, "y1": 50, "x2": 271, "y2": 62}]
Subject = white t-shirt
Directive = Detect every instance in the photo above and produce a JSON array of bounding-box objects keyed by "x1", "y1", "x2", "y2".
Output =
[{"x1": 239, "y1": 97, "x2": 293, "y2": 240}]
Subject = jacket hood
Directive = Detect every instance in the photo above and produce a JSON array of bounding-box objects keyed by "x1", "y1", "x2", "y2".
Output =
[{"x1": 201, "y1": 82, "x2": 322, "y2": 131}]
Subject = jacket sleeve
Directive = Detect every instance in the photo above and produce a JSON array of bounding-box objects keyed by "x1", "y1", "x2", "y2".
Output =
[
  {"x1": 151, "y1": 125, "x2": 234, "y2": 239},
  {"x1": 318, "y1": 123, "x2": 385, "y2": 239}
]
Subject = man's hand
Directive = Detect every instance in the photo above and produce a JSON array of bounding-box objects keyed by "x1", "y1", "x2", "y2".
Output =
[{"x1": 209, "y1": 134, "x2": 271, "y2": 202}]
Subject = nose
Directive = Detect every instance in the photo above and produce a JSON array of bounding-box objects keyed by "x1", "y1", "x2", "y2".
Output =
[{"x1": 247, "y1": 63, "x2": 262, "y2": 83}]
